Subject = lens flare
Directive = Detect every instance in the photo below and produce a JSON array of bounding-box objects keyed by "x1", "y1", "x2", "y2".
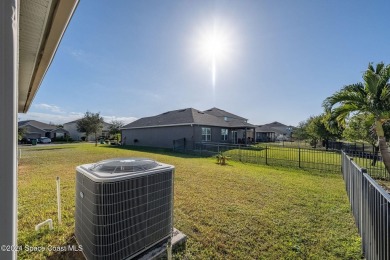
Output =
[{"x1": 194, "y1": 19, "x2": 235, "y2": 94}]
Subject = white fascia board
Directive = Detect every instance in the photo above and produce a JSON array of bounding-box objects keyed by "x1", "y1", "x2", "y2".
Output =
[{"x1": 19, "y1": 0, "x2": 79, "y2": 113}]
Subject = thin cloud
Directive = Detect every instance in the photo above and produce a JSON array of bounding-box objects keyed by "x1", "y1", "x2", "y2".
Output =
[
  {"x1": 34, "y1": 103, "x2": 64, "y2": 113},
  {"x1": 69, "y1": 48, "x2": 87, "y2": 60},
  {"x1": 102, "y1": 115, "x2": 138, "y2": 125},
  {"x1": 18, "y1": 112, "x2": 82, "y2": 125},
  {"x1": 18, "y1": 111, "x2": 137, "y2": 125},
  {"x1": 67, "y1": 48, "x2": 95, "y2": 66}
]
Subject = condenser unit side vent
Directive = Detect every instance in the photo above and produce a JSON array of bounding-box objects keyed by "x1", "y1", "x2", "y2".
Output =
[{"x1": 75, "y1": 158, "x2": 174, "y2": 260}]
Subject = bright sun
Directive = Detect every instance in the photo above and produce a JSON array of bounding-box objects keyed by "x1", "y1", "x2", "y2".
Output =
[
  {"x1": 195, "y1": 20, "x2": 234, "y2": 88},
  {"x1": 199, "y1": 27, "x2": 230, "y2": 61}
]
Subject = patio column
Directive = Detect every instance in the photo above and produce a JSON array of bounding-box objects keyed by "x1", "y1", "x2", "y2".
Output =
[{"x1": 0, "y1": 0, "x2": 18, "y2": 259}]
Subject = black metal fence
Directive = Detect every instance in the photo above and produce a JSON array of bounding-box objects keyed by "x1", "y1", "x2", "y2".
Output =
[
  {"x1": 184, "y1": 142, "x2": 389, "y2": 179},
  {"x1": 328, "y1": 141, "x2": 376, "y2": 153},
  {"x1": 343, "y1": 150, "x2": 388, "y2": 180},
  {"x1": 190, "y1": 142, "x2": 342, "y2": 173},
  {"x1": 341, "y1": 152, "x2": 390, "y2": 260}
]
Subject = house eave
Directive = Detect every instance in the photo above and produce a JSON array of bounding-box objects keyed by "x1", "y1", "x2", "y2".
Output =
[
  {"x1": 121, "y1": 122, "x2": 256, "y2": 130},
  {"x1": 18, "y1": 0, "x2": 79, "y2": 113},
  {"x1": 121, "y1": 123, "x2": 194, "y2": 130}
]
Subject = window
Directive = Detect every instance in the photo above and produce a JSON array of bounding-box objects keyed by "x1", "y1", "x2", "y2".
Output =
[
  {"x1": 201, "y1": 127, "x2": 211, "y2": 141},
  {"x1": 221, "y1": 129, "x2": 228, "y2": 141}
]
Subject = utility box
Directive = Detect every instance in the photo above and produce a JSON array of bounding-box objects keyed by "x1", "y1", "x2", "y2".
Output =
[{"x1": 75, "y1": 158, "x2": 174, "y2": 260}]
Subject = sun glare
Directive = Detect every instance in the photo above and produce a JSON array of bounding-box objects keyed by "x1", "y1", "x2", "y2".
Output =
[
  {"x1": 194, "y1": 19, "x2": 235, "y2": 90},
  {"x1": 200, "y1": 26, "x2": 230, "y2": 61}
]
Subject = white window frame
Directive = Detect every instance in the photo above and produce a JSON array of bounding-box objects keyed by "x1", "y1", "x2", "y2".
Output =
[
  {"x1": 221, "y1": 128, "x2": 228, "y2": 141},
  {"x1": 201, "y1": 127, "x2": 211, "y2": 141}
]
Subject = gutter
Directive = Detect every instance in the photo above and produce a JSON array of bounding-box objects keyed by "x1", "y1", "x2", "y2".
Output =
[
  {"x1": 21, "y1": 0, "x2": 80, "y2": 112},
  {"x1": 121, "y1": 123, "x2": 232, "y2": 130}
]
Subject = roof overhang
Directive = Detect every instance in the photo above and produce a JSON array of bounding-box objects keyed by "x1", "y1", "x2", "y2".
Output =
[
  {"x1": 121, "y1": 123, "x2": 194, "y2": 130},
  {"x1": 18, "y1": 0, "x2": 79, "y2": 113},
  {"x1": 230, "y1": 126, "x2": 256, "y2": 129},
  {"x1": 121, "y1": 123, "x2": 256, "y2": 130}
]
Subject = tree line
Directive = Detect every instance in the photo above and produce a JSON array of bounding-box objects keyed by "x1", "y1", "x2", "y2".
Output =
[
  {"x1": 295, "y1": 62, "x2": 390, "y2": 173},
  {"x1": 76, "y1": 112, "x2": 124, "y2": 146}
]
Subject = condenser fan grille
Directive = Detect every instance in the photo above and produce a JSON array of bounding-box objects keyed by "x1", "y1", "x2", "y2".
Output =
[{"x1": 89, "y1": 158, "x2": 160, "y2": 174}]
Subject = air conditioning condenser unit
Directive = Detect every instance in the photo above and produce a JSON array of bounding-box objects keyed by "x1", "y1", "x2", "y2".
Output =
[{"x1": 75, "y1": 158, "x2": 174, "y2": 260}]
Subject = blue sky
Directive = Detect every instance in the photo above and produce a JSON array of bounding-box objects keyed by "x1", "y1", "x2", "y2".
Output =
[{"x1": 19, "y1": 0, "x2": 390, "y2": 126}]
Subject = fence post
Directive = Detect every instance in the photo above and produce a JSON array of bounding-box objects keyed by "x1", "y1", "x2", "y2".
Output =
[
  {"x1": 298, "y1": 147, "x2": 301, "y2": 168},
  {"x1": 265, "y1": 145, "x2": 268, "y2": 165},
  {"x1": 360, "y1": 168, "x2": 366, "y2": 255}
]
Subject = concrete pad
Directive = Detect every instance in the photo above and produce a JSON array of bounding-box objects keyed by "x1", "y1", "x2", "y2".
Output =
[{"x1": 137, "y1": 228, "x2": 187, "y2": 260}]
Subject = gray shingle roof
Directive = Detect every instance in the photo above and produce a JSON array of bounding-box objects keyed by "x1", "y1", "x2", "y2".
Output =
[
  {"x1": 203, "y1": 107, "x2": 247, "y2": 121},
  {"x1": 265, "y1": 121, "x2": 288, "y2": 127},
  {"x1": 122, "y1": 108, "x2": 255, "y2": 129},
  {"x1": 229, "y1": 120, "x2": 255, "y2": 128},
  {"x1": 255, "y1": 125, "x2": 277, "y2": 133},
  {"x1": 18, "y1": 120, "x2": 58, "y2": 131},
  {"x1": 255, "y1": 121, "x2": 295, "y2": 133}
]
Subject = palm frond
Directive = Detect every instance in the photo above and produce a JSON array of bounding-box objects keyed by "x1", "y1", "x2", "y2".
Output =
[
  {"x1": 328, "y1": 104, "x2": 359, "y2": 124},
  {"x1": 341, "y1": 83, "x2": 367, "y2": 98},
  {"x1": 324, "y1": 62, "x2": 390, "y2": 128},
  {"x1": 323, "y1": 112, "x2": 342, "y2": 132},
  {"x1": 379, "y1": 110, "x2": 390, "y2": 121},
  {"x1": 375, "y1": 62, "x2": 385, "y2": 74},
  {"x1": 379, "y1": 85, "x2": 390, "y2": 103},
  {"x1": 368, "y1": 62, "x2": 375, "y2": 72},
  {"x1": 377, "y1": 65, "x2": 390, "y2": 95},
  {"x1": 364, "y1": 69, "x2": 380, "y2": 96},
  {"x1": 322, "y1": 84, "x2": 367, "y2": 111}
]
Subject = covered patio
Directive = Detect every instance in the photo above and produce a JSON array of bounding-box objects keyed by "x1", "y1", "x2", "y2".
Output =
[
  {"x1": 255, "y1": 125, "x2": 276, "y2": 142},
  {"x1": 230, "y1": 125, "x2": 256, "y2": 145}
]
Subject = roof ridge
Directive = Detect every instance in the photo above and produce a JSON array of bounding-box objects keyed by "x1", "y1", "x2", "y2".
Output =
[{"x1": 189, "y1": 108, "x2": 196, "y2": 123}]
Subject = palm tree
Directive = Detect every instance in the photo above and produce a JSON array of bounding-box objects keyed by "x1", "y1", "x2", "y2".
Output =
[{"x1": 323, "y1": 62, "x2": 390, "y2": 173}]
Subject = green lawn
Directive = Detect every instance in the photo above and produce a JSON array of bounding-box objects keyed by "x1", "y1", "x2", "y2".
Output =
[{"x1": 18, "y1": 143, "x2": 362, "y2": 259}]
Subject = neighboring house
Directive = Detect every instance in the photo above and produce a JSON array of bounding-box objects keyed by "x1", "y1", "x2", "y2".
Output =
[
  {"x1": 121, "y1": 107, "x2": 255, "y2": 150},
  {"x1": 18, "y1": 120, "x2": 69, "y2": 140},
  {"x1": 63, "y1": 120, "x2": 112, "y2": 141},
  {"x1": 255, "y1": 121, "x2": 294, "y2": 142}
]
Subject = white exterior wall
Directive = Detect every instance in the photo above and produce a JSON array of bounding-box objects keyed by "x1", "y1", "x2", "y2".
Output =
[
  {"x1": 64, "y1": 121, "x2": 111, "y2": 141},
  {"x1": 0, "y1": 1, "x2": 18, "y2": 259},
  {"x1": 63, "y1": 122, "x2": 85, "y2": 141}
]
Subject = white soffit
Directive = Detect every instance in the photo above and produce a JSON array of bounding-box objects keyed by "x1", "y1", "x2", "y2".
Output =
[{"x1": 18, "y1": 0, "x2": 78, "y2": 113}]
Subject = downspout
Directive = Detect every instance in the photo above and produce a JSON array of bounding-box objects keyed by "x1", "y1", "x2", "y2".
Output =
[
  {"x1": 245, "y1": 127, "x2": 247, "y2": 145},
  {"x1": 191, "y1": 124, "x2": 194, "y2": 150}
]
